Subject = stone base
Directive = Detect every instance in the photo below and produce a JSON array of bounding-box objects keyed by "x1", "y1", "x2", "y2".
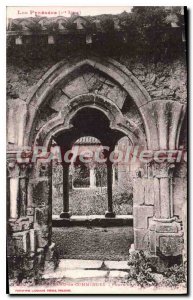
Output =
[
  {"x1": 149, "y1": 218, "x2": 184, "y2": 257},
  {"x1": 60, "y1": 211, "x2": 71, "y2": 219},
  {"x1": 105, "y1": 211, "x2": 116, "y2": 218},
  {"x1": 129, "y1": 243, "x2": 182, "y2": 272}
]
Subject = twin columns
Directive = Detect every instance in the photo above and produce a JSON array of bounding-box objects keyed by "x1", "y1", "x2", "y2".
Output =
[{"x1": 60, "y1": 160, "x2": 116, "y2": 219}]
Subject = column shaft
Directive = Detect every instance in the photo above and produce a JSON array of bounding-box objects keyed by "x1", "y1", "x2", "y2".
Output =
[
  {"x1": 107, "y1": 163, "x2": 113, "y2": 212},
  {"x1": 19, "y1": 177, "x2": 27, "y2": 217},
  {"x1": 60, "y1": 163, "x2": 71, "y2": 218},
  {"x1": 153, "y1": 177, "x2": 160, "y2": 219},
  {"x1": 160, "y1": 177, "x2": 171, "y2": 219},
  {"x1": 90, "y1": 168, "x2": 96, "y2": 188},
  {"x1": 63, "y1": 163, "x2": 69, "y2": 212},
  {"x1": 105, "y1": 162, "x2": 115, "y2": 218},
  {"x1": 10, "y1": 177, "x2": 19, "y2": 219},
  {"x1": 112, "y1": 167, "x2": 116, "y2": 187}
]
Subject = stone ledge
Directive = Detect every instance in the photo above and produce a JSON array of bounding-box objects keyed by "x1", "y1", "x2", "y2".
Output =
[
  {"x1": 42, "y1": 259, "x2": 130, "y2": 280},
  {"x1": 43, "y1": 269, "x2": 108, "y2": 280},
  {"x1": 59, "y1": 259, "x2": 103, "y2": 270},
  {"x1": 52, "y1": 215, "x2": 133, "y2": 227}
]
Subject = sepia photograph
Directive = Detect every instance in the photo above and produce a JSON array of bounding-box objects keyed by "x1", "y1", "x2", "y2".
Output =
[{"x1": 6, "y1": 5, "x2": 188, "y2": 295}]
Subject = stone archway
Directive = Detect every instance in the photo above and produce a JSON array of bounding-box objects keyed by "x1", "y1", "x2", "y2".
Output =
[
  {"x1": 24, "y1": 56, "x2": 153, "y2": 148},
  {"x1": 7, "y1": 54, "x2": 186, "y2": 277}
]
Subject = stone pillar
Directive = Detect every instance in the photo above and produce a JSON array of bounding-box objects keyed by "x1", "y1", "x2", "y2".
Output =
[
  {"x1": 27, "y1": 160, "x2": 57, "y2": 275},
  {"x1": 149, "y1": 162, "x2": 184, "y2": 257},
  {"x1": 28, "y1": 160, "x2": 52, "y2": 247},
  {"x1": 7, "y1": 158, "x2": 37, "y2": 279},
  {"x1": 19, "y1": 164, "x2": 30, "y2": 217},
  {"x1": 7, "y1": 161, "x2": 31, "y2": 219},
  {"x1": 7, "y1": 161, "x2": 20, "y2": 219},
  {"x1": 153, "y1": 162, "x2": 175, "y2": 220},
  {"x1": 133, "y1": 166, "x2": 154, "y2": 251},
  {"x1": 112, "y1": 166, "x2": 116, "y2": 187},
  {"x1": 105, "y1": 161, "x2": 115, "y2": 218},
  {"x1": 60, "y1": 163, "x2": 71, "y2": 218},
  {"x1": 90, "y1": 168, "x2": 96, "y2": 188}
]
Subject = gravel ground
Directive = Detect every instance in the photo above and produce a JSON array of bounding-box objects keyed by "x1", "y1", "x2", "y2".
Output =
[{"x1": 52, "y1": 226, "x2": 134, "y2": 261}]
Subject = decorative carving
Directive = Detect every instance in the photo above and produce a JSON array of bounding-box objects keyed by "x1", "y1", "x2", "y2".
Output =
[
  {"x1": 7, "y1": 161, "x2": 20, "y2": 178},
  {"x1": 153, "y1": 162, "x2": 175, "y2": 178}
]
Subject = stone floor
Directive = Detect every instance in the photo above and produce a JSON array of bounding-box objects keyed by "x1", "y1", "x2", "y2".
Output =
[
  {"x1": 9, "y1": 259, "x2": 187, "y2": 295},
  {"x1": 43, "y1": 259, "x2": 130, "y2": 280}
]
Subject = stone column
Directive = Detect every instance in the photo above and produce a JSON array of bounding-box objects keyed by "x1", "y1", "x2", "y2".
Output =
[
  {"x1": 60, "y1": 163, "x2": 71, "y2": 218},
  {"x1": 27, "y1": 160, "x2": 57, "y2": 274},
  {"x1": 153, "y1": 162, "x2": 175, "y2": 220},
  {"x1": 7, "y1": 159, "x2": 34, "y2": 278},
  {"x1": 19, "y1": 164, "x2": 30, "y2": 217},
  {"x1": 90, "y1": 168, "x2": 96, "y2": 188},
  {"x1": 112, "y1": 166, "x2": 116, "y2": 187},
  {"x1": 7, "y1": 161, "x2": 20, "y2": 219},
  {"x1": 28, "y1": 160, "x2": 52, "y2": 247},
  {"x1": 105, "y1": 161, "x2": 115, "y2": 218},
  {"x1": 149, "y1": 161, "x2": 184, "y2": 257},
  {"x1": 133, "y1": 166, "x2": 154, "y2": 251}
]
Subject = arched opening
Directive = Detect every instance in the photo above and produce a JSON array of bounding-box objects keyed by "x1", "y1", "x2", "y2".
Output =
[
  {"x1": 22, "y1": 56, "x2": 157, "y2": 265},
  {"x1": 52, "y1": 107, "x2": 125, "y2": 217},
  {"x1": 51, "y1": 107, "x2": 134, "y2": 260}
]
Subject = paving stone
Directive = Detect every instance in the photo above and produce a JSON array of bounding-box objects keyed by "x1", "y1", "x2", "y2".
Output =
[
  {"x1": 64, "y1": 270, "x2": 108, "y2": 279},
  {"x1": 43, "y1": 270, "x2": 108, "y2": 279},
  {"x1": 58, "y1": 259, "x2": 103, "y2": 270},
  {"x1": 43, "y1": 271, "x2": 67, "y2": 279},
  {"x1": 104, "y1": 261, "x2": 130, "y2": 270},
  {"x1": 42, "y1": 269, "x2": 108, "y2": 279},
  {"x1": 108, "y1": 271, "x2": 129, "y2": 278}
]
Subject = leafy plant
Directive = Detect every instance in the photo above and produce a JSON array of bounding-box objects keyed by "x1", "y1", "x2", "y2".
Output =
[
  {"x1": 127, "y1": 250, "x2": 157, "y2": 287},
  {"x1": 127, "y1": 250, "x2": 186, "y2": 288},
  {"x1": 100, "y1": 16, "x2": 115, "y2": 33},
  {"x1": 162, "y1": 264, "x2": 186, "y2": 287}
]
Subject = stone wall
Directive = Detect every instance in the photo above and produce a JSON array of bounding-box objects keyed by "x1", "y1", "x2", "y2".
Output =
[
  {"x1": 7, "y1": 56, "x2": 187, "y2": 104},
  {"x1": 119, "y1": 58, "x2": 187, "y2": 104},
  {"x1": 7, "y1": 50, "x2": 187, "y2": 280}
]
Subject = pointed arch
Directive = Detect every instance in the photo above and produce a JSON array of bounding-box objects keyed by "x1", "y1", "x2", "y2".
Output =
[{"x1": 24, "y1": 55, "x2": 158, "y2": 149}]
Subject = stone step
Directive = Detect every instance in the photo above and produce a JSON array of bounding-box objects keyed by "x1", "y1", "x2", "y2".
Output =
[
  {"x1": 43, "y1": 270, "x2": 108, "y2": 280},
  {"x1": 59, "y1": 259, "x2": 103, "y2": 270},
  {"x1": 43, "y1": 259, "x2": 130, "y2": 280},
  {"x1": 104, "y1": 260, "x2": 130, "y2": 270},
  {"x1": 58, "y1": 259, "x2": 130, "y2": 271},
  {"x1": 43, "y1": 270, "x2": 129, "y2": 280}
]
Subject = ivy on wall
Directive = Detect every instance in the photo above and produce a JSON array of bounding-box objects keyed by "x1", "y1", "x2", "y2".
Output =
[{"x1": 7, "y1": 7, "x2": 185, "y2": 60}]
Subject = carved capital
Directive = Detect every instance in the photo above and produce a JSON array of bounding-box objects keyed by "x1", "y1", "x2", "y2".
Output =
[
  {"x1": 19, "y1": 163, "x2": 33, "y2": 178},
  {"x1": 7, "y1": 161, "x2": 20, "y2": 178},
  {"x1": 153, "y1": 162, "x2": 175, "y2": 178},
  {"x1": 7, "y1": 161, "x2": 33, "y2": 178}
]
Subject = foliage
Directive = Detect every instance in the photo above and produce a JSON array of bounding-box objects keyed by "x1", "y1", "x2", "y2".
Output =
[
  {"x1": 44, "y1": 21, "x2": 60, "y2": 32},
  {"x1": 95, "y1": 163, "x2": 107, "y2": 188},
  {"x1": 52, "y1": 185, "x2": 133, "y2": 216},
  {"x1": 100, "y1": 15, "x2": 115, "y2": 33},
  {"x1": 8, "y1": 8, "x2": 185, "y2": 60},
  {"x1": 73, "y1": 164, "x2": 90, "y2": 187},
  {"x1": 128, "y1": 250, "x2": 157, "y2": 287},
  {"x1": 65, "y1": 19, "x2": 77, "y2": 30},
  {"x1": 127, "y1": 250, "x2": 186, "y2": 288},
  {"x1": 162, "y1": 264, "x2": 186, "y2": 287},
  {"x1": 114, "y1": 191, "x2": 133, "y2": 205}
]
